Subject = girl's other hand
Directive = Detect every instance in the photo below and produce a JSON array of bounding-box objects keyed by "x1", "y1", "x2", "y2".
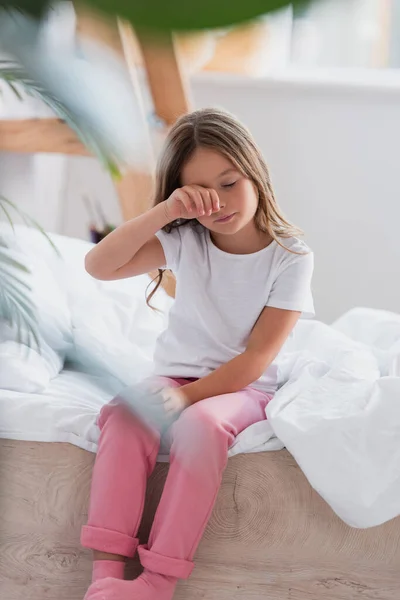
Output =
[
  {"x1": 162, "y1": 387, "x2": 190, "y2": 418},
  {"x1": 164, "y1": 185, "x2": 220, "y2": 221}
]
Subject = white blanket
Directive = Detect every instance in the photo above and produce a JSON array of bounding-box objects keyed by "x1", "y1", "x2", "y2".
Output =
[
  {"x1": 1, "y1": 225, "x2": 399, "y2": 529},
  {"x1": 267, "y1": 311, "x2": 400, "y2": 529}
]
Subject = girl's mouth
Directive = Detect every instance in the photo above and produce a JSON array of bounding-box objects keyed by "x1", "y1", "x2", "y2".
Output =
[{"x1": 214, "y1": 213, "x2": 236, "y2": 223}]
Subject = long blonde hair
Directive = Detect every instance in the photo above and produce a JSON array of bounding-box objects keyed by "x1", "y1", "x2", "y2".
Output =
[{"x1": 147, "y1": 107, "x2": 302, "y2": 306}]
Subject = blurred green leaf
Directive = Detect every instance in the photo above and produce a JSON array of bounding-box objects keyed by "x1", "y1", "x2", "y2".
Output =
[
  {"x1": 0, "y1": 0, "x2": 48, "y2": 18},
  {"x1": 0, "y1": 195, "x2": 63, "y2": 353},
  {"x1": 1, "y1": 1, "x2": 312, "y2": 30},
  {"x1": 0, "y1": 242, "x2": 42, "y2": 352},
  {"x1": 0, "y1": 195, "x2": 61, "y2": 257},
  {"x1": 0, "y1": 200, "x2": 16, "y2": 231},
  {"x1": 84, "y1": 0, "x2": 310, "y2": 30}
]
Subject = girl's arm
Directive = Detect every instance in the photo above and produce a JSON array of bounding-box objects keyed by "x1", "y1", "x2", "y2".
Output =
[
  {"x1": 84, "y1": 202, "x2": 170, "y2": 281},
  {"x1": 179, "y1": 307, "x2": 301, "y2": 405},
  {"x1": 84, "y1": 185, "x2": 218, "y2": 281}
]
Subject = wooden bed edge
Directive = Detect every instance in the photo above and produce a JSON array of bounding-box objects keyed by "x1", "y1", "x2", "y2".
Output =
[{"x1": 1, "y1": 438, "x2": 400, "y2": 600}]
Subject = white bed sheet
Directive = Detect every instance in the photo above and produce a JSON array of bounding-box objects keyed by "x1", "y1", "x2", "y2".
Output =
[
  {"x1": 0, "y1": 367, "x2": 111, "y2": 453},
  {"x1": 0, "y1": 363, "x2": 281, "y2": 458}
]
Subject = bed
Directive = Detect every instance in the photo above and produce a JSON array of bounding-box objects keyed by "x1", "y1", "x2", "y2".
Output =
[
  {"x1": 1, "y1": 14, "x2": 400, "y2": 600},
  {"x1": 1, "y1": 225, "x2": 400, "y2": 600}
]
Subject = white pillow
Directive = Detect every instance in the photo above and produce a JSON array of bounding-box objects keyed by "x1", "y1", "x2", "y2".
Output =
[
  {"x1": 31, "y1": 226, "x2": 173, "y2": 386},
  {"x1": 70, "y1": 273, "x2": 171, "y2": 387},
  {"x1": 0, "y1": 223, "x2": 172, "y2": 389},
  {"x1": 0, "y1": 225, "x2": 73, "y2": 389},
  {"x1": 0, "y1": 341, "x2": 51, "y2": 392}
]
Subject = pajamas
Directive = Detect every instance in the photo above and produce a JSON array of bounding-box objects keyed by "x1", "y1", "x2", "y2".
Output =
[{"x1": 81, "y1": 377, "x2": 272, "y2": 579}]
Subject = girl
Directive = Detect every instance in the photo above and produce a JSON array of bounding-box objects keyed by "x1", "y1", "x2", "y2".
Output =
[{"x1": 81, "y1": 108, "x2": 314, "y2": 600}]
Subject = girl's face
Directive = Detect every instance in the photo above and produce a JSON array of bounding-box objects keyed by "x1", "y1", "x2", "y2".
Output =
[{"x1": 180, "y1": 147, "x2": 259, "y2": 235}]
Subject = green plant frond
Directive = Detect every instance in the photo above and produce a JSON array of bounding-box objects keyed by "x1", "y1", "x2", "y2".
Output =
[
  {"x1": 11, "y1": 306, "x2": 39, "y2": 355},
  {"x1": 0, "y1": 200, "x2": 16, "y2": 231},
  {"x1": 0, "y1": 288, "x2": 39, "y2": 346},
  {"x1": 0, "y1": 271, "x2": 35, "y2": 313},
  {"x1": 0, "y1": 243, "x2": 42, "y2": 352},
  {"x1": 0, "y1": 247, "x2": 34, "y2": 305},
  {"x1": 13, "y1": 305, "x2": 24, "y2": 347},
  {"x1": 0, "y1": 193, "x2": 61, "y2": 352},
  {"x1": 3, "y1": 79, "x2": 23, "y2": 100},
  {"x1": 0, "y1": 259, "x2": 32, "y2": 292},
  {"x1": 0, "y1": 195, "x2": 61, "y2": 257},
  {"x1": 20, "y1": 213, "x2": 61, "y2": 258},
  {"x1": 0, "y1": 245, "x2": 30, "y2": 273}
]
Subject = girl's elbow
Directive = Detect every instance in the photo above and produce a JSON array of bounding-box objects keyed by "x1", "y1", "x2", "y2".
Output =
[{"x1": 84, "y1": 250, "x2": 106, "y2": 280}]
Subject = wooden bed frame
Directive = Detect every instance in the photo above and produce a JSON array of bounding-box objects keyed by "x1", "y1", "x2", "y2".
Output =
[
  {"x1": 1, "y1": 12, "x2": 400, "y2": 600},
  {"x1": 2, "y1": 440, "x2": 400, "y2": 600}
]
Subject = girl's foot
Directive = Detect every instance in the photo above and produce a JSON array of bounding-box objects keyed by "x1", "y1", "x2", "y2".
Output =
[
  {"x1": 92, "y1": 559, "x2": 125, "y2": 583},
  {"x1": 84, "y1": 570, "x2": 177, "y2": 600}
]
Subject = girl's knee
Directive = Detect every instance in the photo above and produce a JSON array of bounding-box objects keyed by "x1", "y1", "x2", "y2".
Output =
[
  {"x1": 177, "y1": 403, "x2": 216, "y2": 431},
  {"x1": 173, "y1": 404, "x2": 230, "y2": 457},
  {"x1": 97, "y1": 400, "x2": 127, "y2": 430},
  {"x1": 182, "y1": 401, "x2": 228, "y2": 430},
  {"x1": 97, "y1": 400, "x2": 159, "y2": 446}
]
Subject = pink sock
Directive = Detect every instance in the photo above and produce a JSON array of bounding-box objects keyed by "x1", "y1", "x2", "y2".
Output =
[
  {"x1": 84, "y1": 569, "x2": 177, "y2": 600},
  {"x1": 92, "y1": 560, "x2": 125, "y2": 583}
]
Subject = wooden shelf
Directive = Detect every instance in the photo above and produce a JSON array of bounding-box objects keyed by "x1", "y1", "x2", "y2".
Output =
[{"x1": 0, "y1": 118, "x2": 89, "y2": 155}]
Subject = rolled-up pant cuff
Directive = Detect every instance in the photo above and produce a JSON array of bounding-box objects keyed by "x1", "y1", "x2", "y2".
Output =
[
  {"x1": 81, "y1": 525, "x2": 139, "y2": 558},
  {"x1": 138, "y1": 545, "x2": 194, "y2": 579}
]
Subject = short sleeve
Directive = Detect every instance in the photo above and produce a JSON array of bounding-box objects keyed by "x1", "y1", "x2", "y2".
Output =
[
  {"x1": 267, "y1": 250, "x2": 315, "y2": 318},
  {"x1": 155, "y1": 227, "x2": 182, "y2": 273}
]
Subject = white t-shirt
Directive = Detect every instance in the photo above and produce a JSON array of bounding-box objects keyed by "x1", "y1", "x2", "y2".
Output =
[{"x1": 153, "y1": 225, "x2": 314, "y2": 394}]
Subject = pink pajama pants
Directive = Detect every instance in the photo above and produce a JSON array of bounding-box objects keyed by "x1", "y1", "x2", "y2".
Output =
[{"x1": 81, "y1": 377, "x2": 272, "y2": 579}]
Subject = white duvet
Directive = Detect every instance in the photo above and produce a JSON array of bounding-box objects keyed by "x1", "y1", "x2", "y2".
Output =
[{"x1": 0, "y1": 225, "x2": 399, "y2": 530}]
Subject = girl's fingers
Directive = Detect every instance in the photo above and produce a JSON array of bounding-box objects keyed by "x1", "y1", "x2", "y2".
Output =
[
  {"x1": 162, "y1": 389, "x2": 177, "y2": 409},
  {"x1": 177, "y1": 190, "x2": 194, "y2": 217},
  {"x1": 192, "y1": 186, "x2": 218, "y2": 217},
  {"x1": 191, "y1": 188, "x2": 206, "y2": 217},
  {"x1": 179, "y1": 187, "x2": 197, "y2": 216},
  {"x1": 164, "y1": 399, "x2": 173, "y2": 412},
  {"x1": 190, "y1": 186, "x2": 208, "y2": 215},
  {"x1": 200, "y1": 189, "x2": 213, "y2": 216},
  {"x1": 180, "y1": 185, "x2": 220, "y2": 218},
  {"x1": 164, "y1": 397, "x2": 178, "y2": 415},
  {"x1": 195, "y1": 186, "x2": 220, "y2": 216},
  {"x1": 209, "y1": 188, "x2": 220, "y2": 212},
  {"x1": 162, "y1": 387, "x2": 188, "y2": 416}
]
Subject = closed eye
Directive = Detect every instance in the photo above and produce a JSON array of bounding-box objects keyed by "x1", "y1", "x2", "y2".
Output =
[{"x1": 221, "y1": 181, "x2": 237, "y2": 189}]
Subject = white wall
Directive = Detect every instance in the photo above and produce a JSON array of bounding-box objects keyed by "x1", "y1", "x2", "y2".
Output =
[
  {"x1": 291, "y1": 0, "x2": 382, "y2": 68},
  {"x1": 0, "y1": 76, "x2": 68, "y2": 232},
  {"x1": 189, "y1": 71, "x2": 400, "y2": 322},
  {"x1": 59, "y1": 156, "x2": 122, "y2": 241}
]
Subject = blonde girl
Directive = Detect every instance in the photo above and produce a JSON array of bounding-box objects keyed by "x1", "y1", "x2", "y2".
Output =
[{"x1": 81, "y1": 108, "x2": 314, "y2": 600}]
